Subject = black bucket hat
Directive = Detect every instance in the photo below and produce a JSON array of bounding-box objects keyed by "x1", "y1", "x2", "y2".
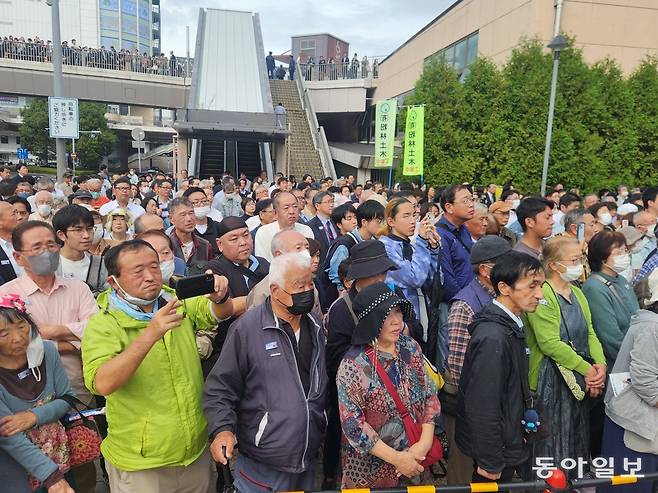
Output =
[
  {"x1": 346, "y1": 240, "x2": 398, "y2": 280},
  {"x1": 351, "y1": 282, "x2": 413, "y2": 345}
]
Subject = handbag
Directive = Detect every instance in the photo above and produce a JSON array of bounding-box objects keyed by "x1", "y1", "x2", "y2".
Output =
[
  {"x1": 25, "y1": 420, "x2": 70, "y2": 491},
  {"x1": 365, "y1": 348, "x2": 443, "y2": 467},
  {"x1": 59, "y1": 395, "x2": 103, "y2": 467}
]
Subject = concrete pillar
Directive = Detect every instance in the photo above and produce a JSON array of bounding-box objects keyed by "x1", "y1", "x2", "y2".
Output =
[
  {"x1": 273, "y1": 142, "x2": 287, "y2": 175},
  {"x1": 176, "y1": 138, "x2": 188, "y2": 177}
]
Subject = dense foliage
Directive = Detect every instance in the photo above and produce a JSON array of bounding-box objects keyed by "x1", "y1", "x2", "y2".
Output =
[
  {"x1": 403, "y1": 39, "x2": 658, "y2": 193},
  {"x1": 20, "y1": 99, "x2": 117, "y2": 168}
]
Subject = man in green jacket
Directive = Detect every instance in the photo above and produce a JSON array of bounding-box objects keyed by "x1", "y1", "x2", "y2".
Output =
[{"x1": 82, "y1": 239, "x2": 233, "y2": 493}]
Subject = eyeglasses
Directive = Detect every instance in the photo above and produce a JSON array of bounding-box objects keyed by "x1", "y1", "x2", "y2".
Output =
[
  {"x1": 66, "y1": 226, "x2": 94, "y2": 234},
  {"x1": 452, "y1": 198, "x2": 475, "y2": 205},
  {"x1": 191, "y1": 199, "x2": 210, "y2": 207},
  {"x1": 114, "y1": 187, "x2": 131, "y2": 192},
  {"x1": 18, "y1": 242, "x2": 59, "y2": 256}
]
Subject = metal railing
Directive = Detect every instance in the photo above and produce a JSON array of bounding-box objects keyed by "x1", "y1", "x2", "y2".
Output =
[
  {"x1": 267, "y1": 56, "x2": 382, "y2": 82},
  {"x1": 0, "y1": 37, "x2": 191, "y2": 78}
]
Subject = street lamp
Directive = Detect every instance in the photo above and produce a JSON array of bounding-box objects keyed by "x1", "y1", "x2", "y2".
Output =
[{"x1": 540, "y1": 34, "x2": 569, "y2": 196}]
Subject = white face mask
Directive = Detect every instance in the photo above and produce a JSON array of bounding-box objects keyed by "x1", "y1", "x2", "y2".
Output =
[
  {"x1": 194, "y1": 205, "x2": 211, "y2": 219},
  {"x1": 140, "y1": 187, "x2": 151, "y2": 195},
  {"x1": 599, "y1": 212, "x2": 613, "y2": 226},
  {"x1": 608, "y1": 254, "x2": 631, "y2": 274},
  {"x1": 111, "y1": 275, "x2": 160, "y2": 306},
  {"x1": 37, "y1": 204, "x2": 52, "y2": 217},
  {"x1": 92, "y1": 225, "x2": 104, "y2": 244},
  {"x1": 26, "y1": 327, "x2": 44, "y2": 382},
  {"x1": 646, "y1": 228, "x2": 656, "y2": 240},
  {"x1": 299, "y1": 249, "x2": 311, "y2": 261},
  {"x1": 160, "y1": 259, "x2": 176, "y2": 283},
  {"x1": 557, "y1": 263, "x2": 584, "y2": 282}
]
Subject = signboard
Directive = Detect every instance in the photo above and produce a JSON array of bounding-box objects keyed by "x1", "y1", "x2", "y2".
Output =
[
  {"x1": 374, "y1": 99, "x2": 397, "y2": 168},
  {"x1": 48, "y1": 97, "x2": 79, "y2": 139},
  {"x1": 16, "y1": 148, "x2": 28, "y2": 160},
  {"x1": 403, "y1": 106, "x2": 425, "y2": 176}
]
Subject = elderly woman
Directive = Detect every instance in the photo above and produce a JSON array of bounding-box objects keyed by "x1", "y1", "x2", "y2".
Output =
[
  {"x1": 598, "y1": 269, "x2": 658, "y2": 493},
  {"x1": 0, "y1": 294, "x2": 75, "y2": 493},
  {"x1": 337, "y1": 282, "x2": 441, "y2": 488},
  {"x1": 525, "y1": 236, "x2": 607, "y2": 478}
]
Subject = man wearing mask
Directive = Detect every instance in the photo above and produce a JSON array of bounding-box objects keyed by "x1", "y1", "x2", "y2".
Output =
[
  {"x1": 0, "y1": 201, "x2": 22, "y2": 285},
  {"x1": 0, "y1": 220, "x2": 99, "y2": 492},
  {"x1": 53, "y1": 205, "x2": 109, "y2": 296},
  {"x1": 87, "y1": 178, "x2": 110, "y2": 209},
  {"x1": 203, "y1": 217, "x2": 269, "y2": 372},
  {"x1": 81, "y1": 240, "x2": 233, "y2": 493},
  {"x1": 444, "y1": 236, "x2": 511, "y2": 485},
  {"x1": 28, "y1": 190, "x2": 54, "y2": 224},
  {"x1": 254, "y1": 192, "x2": 314, "y2": 262},
  {"x1": 204, "y1": 252, "x2": 326, "y2": 493},
  {"x1": 216, "y1": 182, "x2": 243, "y2": 218},
  {"x1": 183, "y1": 187, "x2": 222, "y2": 256}
]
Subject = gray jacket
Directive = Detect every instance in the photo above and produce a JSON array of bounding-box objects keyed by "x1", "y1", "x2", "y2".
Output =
[
  {"x1": 605, "y1": 310, "x2": 658, "y2": 441},
  {"x1": 203, "y1": 300, "x2": 327, "y2": 473}
]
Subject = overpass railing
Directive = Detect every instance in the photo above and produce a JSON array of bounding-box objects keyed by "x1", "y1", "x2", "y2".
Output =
[
  {"x1": 268, "y1": 55, "x2": 383, "y2": 82},
  {"x1": 0, "y1": 38, "x2": 192, "y2": 78}
]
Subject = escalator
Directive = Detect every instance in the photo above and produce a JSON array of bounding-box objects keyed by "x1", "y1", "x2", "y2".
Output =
[
  {"x1": 198, "y1": 140, "x2": 225, "y2": 178},
  {"x1": 237, "y1": 142, "x2": 262, "y2": 179},
  {"x1": 197, "y1": 139, "x2": 262, "y2": 179}
]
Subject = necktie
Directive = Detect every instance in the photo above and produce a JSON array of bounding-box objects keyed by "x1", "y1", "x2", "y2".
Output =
[{"x1": 325, "y1": 221, "x2": 335, "y2": 243}]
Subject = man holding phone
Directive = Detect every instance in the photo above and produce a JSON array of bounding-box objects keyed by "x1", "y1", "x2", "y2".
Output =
[{"x1": 81, "y1": 239, "x2": 234, "y2": 493}]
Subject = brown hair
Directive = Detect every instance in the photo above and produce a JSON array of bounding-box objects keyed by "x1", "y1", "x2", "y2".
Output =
[
  {"x1": 378, "y1": 197, "x2": 411, "y2": 237},
  {"x1": 588, "y1": 230, "x2": 626, "y2": 272}
]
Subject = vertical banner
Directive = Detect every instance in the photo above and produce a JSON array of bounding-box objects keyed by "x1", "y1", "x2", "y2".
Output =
[
  {"x1": 374, "y1": 99, "x2": 397, "y2": 168},
  {"x1": 403, "y1": 105, "x2": 424, "y2": 176}
]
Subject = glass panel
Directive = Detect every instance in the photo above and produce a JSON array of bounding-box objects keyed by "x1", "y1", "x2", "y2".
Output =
[
  {"x1": 100, "y1": 36, "x2": 119, "y2": 47},
  {"x1": 454, "y1": 39, "x2": 467, "y2": 72},
  {"x1": 139, "y1": 19, "x2": 150, "y2": 39},
  {"x1": 99, "y1": 0, "x2": 119, "y2": 11},
  {"x1": 121, "y1": 0, "x2": 137, "y2": 15},
  {"x1": 123, "y1": 39, "x2": 137, "y2": 50},
  {"x1": 122, "y1": 14, "x2": 138, "y2": 35},
  {"x1": 467, "y1": 32, "x2": 479, "y2": 65},
  {"x1": 100, "y1": 11, "x2": 120, "y2": 31},
  {"x1": 139, "y1": 0, "x2": 150, "y2": 19},
  {"x1": 140, "y1": 43, "x2": 149, "y2": 54},
  {"x1": 443, "y1": 45, "x2": 455, "y2": 68}
]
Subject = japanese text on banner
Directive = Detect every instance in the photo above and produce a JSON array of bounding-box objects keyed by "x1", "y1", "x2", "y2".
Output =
[
  {"x1": 374, "y1": 99, "x2": 397, "y2": 168},
  {"x1": 403, "y1": 105, "x2": 424, "y2": 176}
]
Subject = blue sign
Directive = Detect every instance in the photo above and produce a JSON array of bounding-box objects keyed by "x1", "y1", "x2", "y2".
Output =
[{"x1": 16, "y1": 148, "x2": 28, "y2": 160}]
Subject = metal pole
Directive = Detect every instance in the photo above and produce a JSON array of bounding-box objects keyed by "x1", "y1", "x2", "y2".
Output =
[
  {"x1": 50, "y1": 0, "x2": 67, "y2": 183},
  {"x1": 186, "y1": 25, "x2": 190, "y2": 78},
  {"x1": 540, "y1": 51, "x2": 561, "y2": 196},
  {"x1": 554, "y1": 0, "x2": 565, "y2": 37},
  {"x1": 71, "y1": 138, "x2": 75, "y2": 178},
  {"x1": 138, "y1": 145, "x2": 142, "y2": 173}
]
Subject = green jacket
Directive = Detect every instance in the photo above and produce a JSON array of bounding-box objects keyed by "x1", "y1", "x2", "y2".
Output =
[
  {"x1": 525, "y1": 282, "x2": 605, "y2": 391},
  {"x1": 582, "y1": 271, "x2": 640, "y2": 367},
  {"x1": 82, "y1": 287, "x2": 217, "y2": 471}
]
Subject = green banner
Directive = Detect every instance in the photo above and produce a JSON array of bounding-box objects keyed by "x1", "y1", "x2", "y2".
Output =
[
  {"x1": 403, "y1": 105, "x2": 424, "y2": 176},
  {"x1": 374, "y1": 99, "x2": 397, "y2": 168}
]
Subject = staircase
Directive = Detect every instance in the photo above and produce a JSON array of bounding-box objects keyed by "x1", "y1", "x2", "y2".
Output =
[
  {"x1": 199, "y1": 140, "x2": 225, "y2": 178},
  {"x1": 269, "y1": 80, "x2": 324, "y2": 179}
]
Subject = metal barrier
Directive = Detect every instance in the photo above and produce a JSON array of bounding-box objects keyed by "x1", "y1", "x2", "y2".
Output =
[
  {"x1": 267, "y1": 56, "x2": 382, "y2": 82},
  {"x1": 0, "y1": 37, "x2": 191, "y2": 78},
  {"x1": 287, "y1": 471, "x2": 658, "y2": 493}
]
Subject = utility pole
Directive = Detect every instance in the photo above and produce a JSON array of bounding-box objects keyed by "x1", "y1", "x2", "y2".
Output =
[{"x1": 47, "y1": 0, "x2": 67, "y2": 183}]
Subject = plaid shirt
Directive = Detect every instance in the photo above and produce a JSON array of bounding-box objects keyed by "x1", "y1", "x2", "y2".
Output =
[
  {"x1": 634, "y1": 249, "x2": 658, "y2": 286},
  {"x1": 445, "y1": 279, "x2": 495, "y2": 388}
]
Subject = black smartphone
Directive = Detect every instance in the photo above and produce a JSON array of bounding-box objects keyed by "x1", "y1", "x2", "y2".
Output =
[{"x1": 174, "y1": 273, "x2": 215, "y2": 300}]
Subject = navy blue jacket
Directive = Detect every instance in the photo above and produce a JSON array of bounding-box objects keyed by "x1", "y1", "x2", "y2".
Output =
[{"x1": 437, "y1": 216, "x2": 474, "y2": 301}]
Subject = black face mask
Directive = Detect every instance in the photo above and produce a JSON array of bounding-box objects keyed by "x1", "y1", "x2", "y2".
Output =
[{"x1": 284, "y1": 288, "x2": 315, "y2": 316}]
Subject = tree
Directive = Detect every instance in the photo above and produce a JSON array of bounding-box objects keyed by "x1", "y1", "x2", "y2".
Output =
[{"x1": 20, "y1": 99, "x2": 117, "y2": 168}]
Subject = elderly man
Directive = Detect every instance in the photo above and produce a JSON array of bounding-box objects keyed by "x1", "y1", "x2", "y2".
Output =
[
  {"x1": 0, "y1": 220, "x2": 99, "y2": 492},
  {"x1": 87, "y1": 177, "x2": 110, "y2": 209},
  {"x1": 254, "y1": 191, "x2": 314, "y2": 262},
  {"x1": 99, "y1": 176, "x2": 146, "y2": 218},
  {"x1": 204, "y1": 251, "x2": 326, "y2": 493},
  {"x1": 465, "y1": 202, "x2": 489, "y2": 243},
  {"x1": 82, "y1": 239, "x2": 233, "y2": 493},
  {"x1": 168, "y1": 197, "x2": 213, "y2": 271},
  {"x1": 632, "y1": 210, "x2": 658, "y2": 266},
  {"x1": 0, "y1": 201, "x2": 22, "y2": 285},
  {"x1": 134, "y1": 212, "x2": 165, "y2": 234},
  {"x1": 28, "y1": 190, "x2": 54, "y2": 223},
  {"x1": 71, "y1": 189, "x2": 94, "y2": 207}
]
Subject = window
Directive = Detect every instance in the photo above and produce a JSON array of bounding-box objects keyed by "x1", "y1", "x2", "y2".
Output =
[
  {"x1": 15, "y1": 136, "x2": 20, "y2": 145},
  {"x1": 0, "y1": 136, "x2": 8, "y2": 144},
  {"x1": 423, "y1": 31, "x2": 479, "y2": 78},
  {"x1": 300, "y1": 39, "x2": 316, "y2": 58}
]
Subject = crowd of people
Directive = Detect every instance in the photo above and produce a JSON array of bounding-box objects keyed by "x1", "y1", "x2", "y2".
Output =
[
  {"x1": 0, "y1": 35, "x2": 189, "y2": 77},
  {"x1": 1, "y1": 163, "x2": 658, "y2": 493},
  {"x1": 265, "y1": 51, "x2": 379, "y2": 82}
]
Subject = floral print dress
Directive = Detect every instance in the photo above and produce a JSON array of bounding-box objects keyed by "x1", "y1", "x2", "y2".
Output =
[{"x1": 337, "y1": 335, "x2": 441, "y2": 488}]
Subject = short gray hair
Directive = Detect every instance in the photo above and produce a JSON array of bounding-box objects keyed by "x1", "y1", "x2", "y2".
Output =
[
  {"x1": 473, "y1": 202, "x2": 488, "y2": 215},
  {"x1": 564, "y1": 208, "x2": 588, "y2": 231},
  {"x1": 169, "y1": 197, "x2": 192, "y2": 215},
  {"x1": 269, "y1": 252, "x2": 311, "y2": 289},
  {"x1": 35, "y1": 178, "x2": 55, "y2": 191}
]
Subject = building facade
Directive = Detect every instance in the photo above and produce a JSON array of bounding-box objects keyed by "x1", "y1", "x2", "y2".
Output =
[
  {"x1": 375, "y1": 0, "x2": 658, "y2": 101},
  {"x1": 3, "y1": 0, "x2": 161, "y2": 55},
  {"x1": 292, "y1": 33, "x2": 349, "y2": 64}
]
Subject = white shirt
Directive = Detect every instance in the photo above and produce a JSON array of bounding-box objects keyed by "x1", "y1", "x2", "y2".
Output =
[
  {"x1": 246, "y1": 215, "x2": 261, "y2": 231},
  {"x1": 254, "y1": 221, "x2": 315, "y2": 262},
  {"x1": 492, "y1": 299, "x2": 524, "y2": 328},
  {"x1": 0, "y1": 237, "x2": 23, "y2": 277},
  {"x1": 58, "y1": 254, "x2": 91, "y2": 282},
  {"x1": 98, "y1": 200, "x2": 146, "y2": 218}
]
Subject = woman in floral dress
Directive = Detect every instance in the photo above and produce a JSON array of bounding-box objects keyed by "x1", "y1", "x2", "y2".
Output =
[{"x1": 337, "y1": 282, "x2": 441, "y2": 488}]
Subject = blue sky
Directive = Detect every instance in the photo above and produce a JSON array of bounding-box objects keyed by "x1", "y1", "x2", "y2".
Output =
[{"x1": 160, "y1": 0, "x2": 455, "y2": 58}]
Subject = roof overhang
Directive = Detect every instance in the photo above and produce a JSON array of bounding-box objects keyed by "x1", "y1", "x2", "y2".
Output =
[{"x1": 174, "y1": 109, "x2": 289, "y2": 142}]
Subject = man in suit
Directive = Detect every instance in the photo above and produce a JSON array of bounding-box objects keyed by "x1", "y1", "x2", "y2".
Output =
[
  {"x1": 0, "y1": 201, "x2": 22, "y2": 285},
  {"x1": 306, "y1": 191, "x2": 336, "y2": 264},
  {"x1": 482, "y1": 183, "x2": 497, "y2": 207}
]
